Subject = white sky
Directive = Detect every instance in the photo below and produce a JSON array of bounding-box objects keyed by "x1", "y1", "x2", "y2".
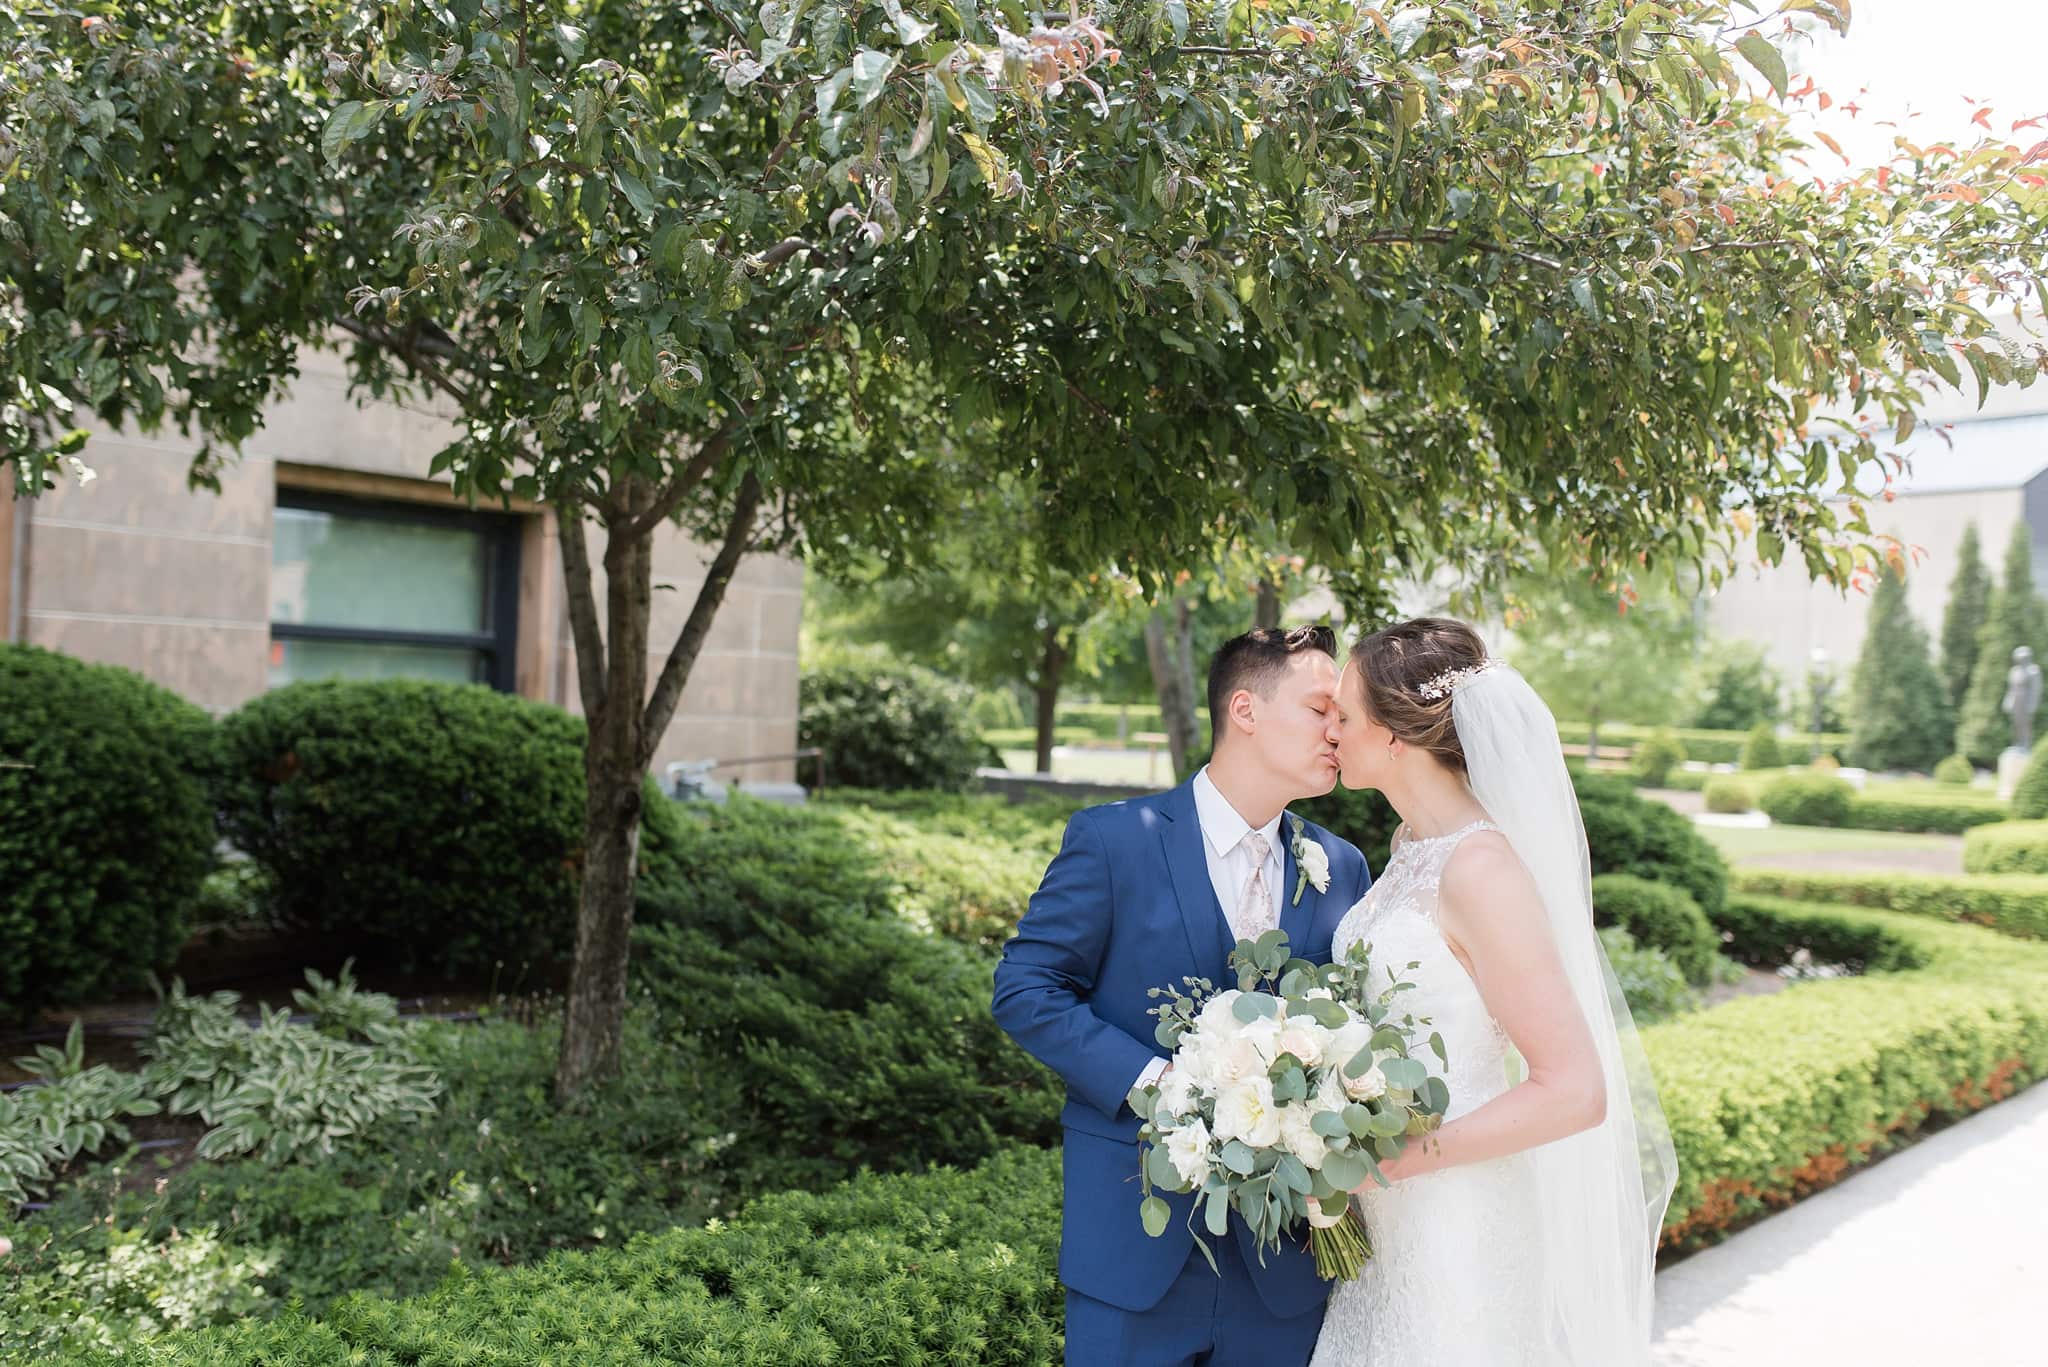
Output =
[{"x1": 1777, "y1": 0, "x2": 2048, "y2": 168}]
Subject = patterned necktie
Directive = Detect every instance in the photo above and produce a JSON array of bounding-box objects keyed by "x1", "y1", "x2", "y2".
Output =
[{"x1": 1235, "y1": 831, "x2": 1276, "y2": 941}]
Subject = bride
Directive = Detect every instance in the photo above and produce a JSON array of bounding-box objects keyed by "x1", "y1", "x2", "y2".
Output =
[{"x1": 1309, "y1": 617, "x2": 1676, "y2": 1366}]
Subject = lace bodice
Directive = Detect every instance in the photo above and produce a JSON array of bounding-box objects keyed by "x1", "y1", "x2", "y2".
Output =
[
  {"x1": 1313, "y1": 817, "x2": 1549, "y2": 1367},
  {"x1": 1329, "y1": 820, "x2": 1514, "y2": 1123}
]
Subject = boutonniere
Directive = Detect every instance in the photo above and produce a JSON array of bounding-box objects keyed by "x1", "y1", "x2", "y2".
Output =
[{"x1": 1288, "y1": 814, "x2": 1331, "y2": 905}]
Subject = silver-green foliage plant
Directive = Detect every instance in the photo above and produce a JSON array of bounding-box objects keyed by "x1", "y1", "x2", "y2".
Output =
[
  {"x1": 0, "y1": 1023, "x2": 163, "y2": 1207},
  {"x1": 139, "y1": 968, "x2": 442, "y2": 1162}
]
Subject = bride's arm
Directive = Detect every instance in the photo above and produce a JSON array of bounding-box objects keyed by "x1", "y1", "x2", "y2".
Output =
[{"x1": 1353, "y1": 833, "x2": 1607, "y2": 1188}]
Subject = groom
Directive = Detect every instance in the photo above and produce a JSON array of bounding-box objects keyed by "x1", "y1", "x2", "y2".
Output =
[{"x1": 993, "y1": 626, "x2": 1373, "y2": 1366}]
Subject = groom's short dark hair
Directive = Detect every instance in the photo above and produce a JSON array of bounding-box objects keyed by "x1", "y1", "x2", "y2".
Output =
[{"x1": 1207, "y1": 625, "x2": 1338, "y2": 744}]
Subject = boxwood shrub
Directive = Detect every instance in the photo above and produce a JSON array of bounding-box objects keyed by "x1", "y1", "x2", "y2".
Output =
[
  {"x1": 0, "y1": 645, "x2": 217, "y2": 1021},
  {"x1": 1590, "y1": 874, "x2": 1721, "y2": 984}
]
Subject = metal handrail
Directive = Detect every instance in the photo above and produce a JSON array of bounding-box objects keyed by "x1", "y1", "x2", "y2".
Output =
[{"x1": 708, "y1": 747, "x2": 824, "y2": 787}]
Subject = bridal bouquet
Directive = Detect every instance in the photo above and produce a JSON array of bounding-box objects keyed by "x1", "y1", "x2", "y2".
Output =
[{"x1": 1128, "y1": 930, "x2": 1450, "y2": 1281}]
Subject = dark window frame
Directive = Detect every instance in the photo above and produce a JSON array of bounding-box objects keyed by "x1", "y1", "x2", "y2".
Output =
[{"x1": 270, "y1": 489, "x2": 522, "y2": 691}]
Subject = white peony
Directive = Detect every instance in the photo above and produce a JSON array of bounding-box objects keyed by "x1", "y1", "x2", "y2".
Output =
[
  {"x1": 1165, "y1": 1117, "x2": 1214, "y2": 1187},
  {"x1": 1212, "y1": 1077, "x2": 1283, "y2": 1149},
  {"x1": 1278, "y1": 1103, "x2": 1330, "y2": 1169},
  {"x1": 1239, "y1": 1014, "x2": 1286, "y2": 1067},
  {"x1": 1157, "y1": 1065, "x2": 1198, "y2": 1120},
  {"x1": 1272, "y1": 1021, "x2": 1327, "y2": 1069},
  {"x1": 1327, "y1": 1021, "x2": 1374, "y2": 1077},
  {"x1": 1214, "y1": 1035, "x2": 1269, "y2": 1086}
]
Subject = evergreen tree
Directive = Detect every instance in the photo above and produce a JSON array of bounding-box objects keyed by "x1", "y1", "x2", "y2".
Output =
[
  {"x1": 1938, "y1": 523, "x2": 1992, "y2": 710},
  {"x1": 1954, "y1": 522, "x2": 2048, "y2": 765},
  {"x1": 1846, "y1": 560, "x2": 1952, "y2": 772}
]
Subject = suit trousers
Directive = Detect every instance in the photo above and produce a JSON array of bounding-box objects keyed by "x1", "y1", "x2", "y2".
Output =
[{"x1": 1063, "y1": 1224, "x2": 1328, "y2": 1367}]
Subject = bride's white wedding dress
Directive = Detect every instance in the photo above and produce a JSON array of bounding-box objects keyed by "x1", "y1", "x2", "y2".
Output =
[{"x1": 1308, "y1": 817, "x2": 1546, "y2": 1367}]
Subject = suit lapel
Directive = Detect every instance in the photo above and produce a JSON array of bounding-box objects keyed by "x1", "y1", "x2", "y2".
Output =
[
  {"x1": 1161, "y1": 782, "x2": 1233, "y2": 979},
  {"x1": 1277, "y1": 814, "x2": 1319, "y2": 955}
]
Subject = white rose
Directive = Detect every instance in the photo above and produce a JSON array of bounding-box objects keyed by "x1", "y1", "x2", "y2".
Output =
[
  {"x1": 1197, "y1": 991, "x2": 1246, "y2": 1041},
  {"x1": 1295, "y1": 836, "x2": 1332, "y2": 892},
  {"x1": 1278, "y1": 1104, "x2": 1330, "y2": 1169},
  {"x1": 1212, "y1": 1077, "x2": 1283, "y2": 1149},
  {"x1": 1272, "y1": 1022, "x2": 1326, "y2": 1069},
  {"x1": 1343, "y1": 1051, "x2": 1390, "y2": 1101},
  {"x1": 1313, "y1": 1068, "x2": 1350, "y2": 1115},
  {"x1": 1165, "y1": 1117, "x2": 1214, "y2": 1187}
]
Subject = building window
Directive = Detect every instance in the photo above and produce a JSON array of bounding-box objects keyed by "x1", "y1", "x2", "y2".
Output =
[{"x1": 268, "y1": 492, "x2": 520, "y2": 690}]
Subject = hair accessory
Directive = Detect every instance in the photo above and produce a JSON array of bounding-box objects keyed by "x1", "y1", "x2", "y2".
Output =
[{"x1": 1416, "y1": 659, "x2": 1499, "y2": 701}]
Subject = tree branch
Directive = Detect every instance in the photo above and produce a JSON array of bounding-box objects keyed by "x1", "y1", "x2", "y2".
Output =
[
  {"x1": 640, "y1": 470, "x2": 764, "y2": 764},
  {"x1": 1355, "y1": 230, "x2": 1565, "y2": 273},
  {"x1": 758, "y1": 108, "x2": 815, "y2": 185},
  {"x1": 617, "y1": 427, "x2": 735, "y2": 540},
  {"x1": 555, "y1": 498, "x2": 609, "y2": 718},
  {"x1": 332, "y1": 316, "x2": 477, "y2": 410},
  {"x1": 748, "y1": 237, "x2": 821, "y2": 272}
]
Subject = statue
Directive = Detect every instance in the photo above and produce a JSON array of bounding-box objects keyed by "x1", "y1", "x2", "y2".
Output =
[{"x1": 2002, "y1": 646, "x2": 2042, "y2": 752}]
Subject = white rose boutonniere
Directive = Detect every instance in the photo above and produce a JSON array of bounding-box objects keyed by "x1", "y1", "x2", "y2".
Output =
[{"x1": 1288, "y1": 814, "x2": 1331, "y2": 905}]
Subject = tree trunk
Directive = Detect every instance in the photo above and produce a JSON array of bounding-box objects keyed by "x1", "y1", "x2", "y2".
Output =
[
  {"x1": 551, "y1": 468, "x2": 762, "y2": 1103},
  {"x1": 1586, "y1": 705, "x2": 1601, "y2": 767},
  {"x1": 1146, "y1": 595, "x2": 1202, "y2": 779},
  {"x1": 1033, "y1": 622, "x2": 1068, "y2": 774},
  {"x1": 554, "y1": 501, "x2": 652, "y2": 1101},
  {"x1": 1254, "y1": 578, "x2": 1281, "y2": 630}
]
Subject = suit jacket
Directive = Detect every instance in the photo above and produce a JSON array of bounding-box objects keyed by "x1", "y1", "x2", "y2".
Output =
[{"x1": 991, "y1": 779, "x2": 1374, "y2": 1316}]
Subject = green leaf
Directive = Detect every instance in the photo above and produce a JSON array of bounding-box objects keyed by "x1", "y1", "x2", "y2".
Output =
[
  {"x1": 1232, "y1": 992, "x2": 1278, "y2": 1023},
  {"x1": 613, "y1": 170, "x2": 658, "y2": 221},
  {"x1": 1379, "y1": 1056, "x2": 1427, "y2": 1091},
  {"x1": 850, "y1": 48, "x2": 897, "y2": 109},
  {"x1": 1569, "y1": 276, "x2": 1601, "y2": 323},
  {"x1": 1147, "y1": 1142, "x2": 1183, "y2": 1188},
  {"x1": 1141, "y1": 1195, "x2": 1171, "y2": 1237},
  {"x1": 1204, "y1": 1188, "x2": 1230, "y2": 1236},
  {"x1": 1320, "y1": 1149, "x2": 1367, "y2": 1191},
  {"x1": 320, "y1": 101, "x2": 384, "y2": 164},
  {"x1": 1734, "y1": 32, "x2": 1788, "y2": 99},
  {"x1": 1220, "y1": 1139, "x2": 1257, "y2": 1175}
]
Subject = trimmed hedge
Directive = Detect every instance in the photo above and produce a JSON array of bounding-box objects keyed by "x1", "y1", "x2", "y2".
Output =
[
  {"x1": 1730, "y1": 868, "x2": 2048, "y2": 941},
  {"x1": 1572, "y1": 773, "x2": 1728, "y2": 916},
  {"x1": 1838, "y1": 795, "x2": 2007, "y2": 834},
  {"x1": 0, "y1": 645, "x2": 217, "y2": 1021},
  {"x1": 2017, "y1": 745, "x2": 2048, "y2": 818},
  {"x1": 1590, "y1": 874, "x2": 1721, "y2": 984},
  {"x1": 1758, "y1": 772, "x2": 2010, "y2": 835},
  {"x1": 47, "y1": 1146, "x2": 1068, "y2": 1367},
  {"x1": 213, "y1": 679, "x2": 678, "y2": 981},
  {"x1": 1963, "y1": 820, "x2": 2048, "y2": 875},
  {"x1": 1652, "y1": 897, "x2": 2048, "y2": 1249},
  {"x1": 1561, "y1": 722, "x2": 1848, "y2": 765}
]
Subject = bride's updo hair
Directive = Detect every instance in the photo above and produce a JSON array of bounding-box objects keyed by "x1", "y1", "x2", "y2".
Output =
[{"x1": 1350, "y1": 617, "x2": 1490, "y2": 776}]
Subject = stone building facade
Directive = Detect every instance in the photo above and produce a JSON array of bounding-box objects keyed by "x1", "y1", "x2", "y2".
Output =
[{"x1": 0, "y1": 346, "x2": 800, "y2": 783}]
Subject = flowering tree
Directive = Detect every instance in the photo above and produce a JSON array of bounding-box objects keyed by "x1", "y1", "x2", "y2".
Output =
[{"x1": 5, "y1": 0, "x2": 2044, "y2": 1097}]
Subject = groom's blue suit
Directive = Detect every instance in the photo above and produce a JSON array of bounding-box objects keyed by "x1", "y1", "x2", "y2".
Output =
[{"x1": 992, "y1": 778, "x2": 1372, "y2": 1366}]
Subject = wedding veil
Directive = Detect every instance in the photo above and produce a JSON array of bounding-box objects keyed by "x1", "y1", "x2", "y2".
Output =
[{"x1": 1452, "y1": 662, "x2": 1678, "y2": 1361}]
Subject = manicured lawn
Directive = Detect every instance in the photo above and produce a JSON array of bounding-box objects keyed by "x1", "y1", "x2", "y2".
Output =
[
  {"x1": 1698, "y1": 822, "x2": 1964, "y2": 874},
  {"x1": 997, "y1": 747, "x2": 1172, "y2": 787}
]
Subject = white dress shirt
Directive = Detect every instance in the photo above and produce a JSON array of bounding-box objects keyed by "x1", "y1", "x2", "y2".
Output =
[{"x1": 1132, "y1": 766, "x2": 1287, "y2": 1096}]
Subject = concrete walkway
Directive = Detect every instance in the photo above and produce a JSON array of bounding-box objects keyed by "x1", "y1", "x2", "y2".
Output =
[{"x1": 1652, "y1": 1078, "x2": 2048, "y2": 1366}]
